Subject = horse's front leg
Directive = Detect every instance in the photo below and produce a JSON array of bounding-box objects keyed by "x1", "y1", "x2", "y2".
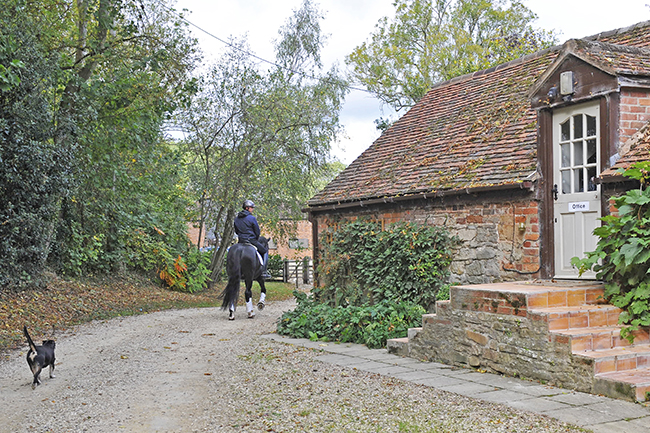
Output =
[
  {"x1": 245, "y1": 280, "x2": 255, "y2": 319},
  {"x1": 256, "y1": 279, "x2": 266, "y2": 310}
]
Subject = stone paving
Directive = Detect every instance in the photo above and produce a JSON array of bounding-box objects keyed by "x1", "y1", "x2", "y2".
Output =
[{"x1": 262, "y1": 334, "x2": 650, "y2": 433}]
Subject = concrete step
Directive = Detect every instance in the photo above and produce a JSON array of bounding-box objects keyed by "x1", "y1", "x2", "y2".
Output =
[
  {"x1": 593, "y1": 367, "x2": 650, "y2": 402},
  {"x1": 408, "y1": 327, "x2": 422, "y2": 340},
  {"x1": 386, "y1": 337, "x2": 409, "y2": 356},
  {"x1": 529, "y1": 304, "x2": 622, "y2": 331}
]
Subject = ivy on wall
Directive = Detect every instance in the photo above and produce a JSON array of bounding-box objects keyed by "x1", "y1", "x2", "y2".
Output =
[
  {"x1": 316, "y1": 219, "x2": 459, "y2": 311},
  {"x1": 573, "y1": 161, "x2": 650, "y2": 342}
]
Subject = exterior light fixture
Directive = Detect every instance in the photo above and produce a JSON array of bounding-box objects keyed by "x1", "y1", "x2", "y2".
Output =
[{"x1": 560, "y1": 71, "x2": 574, "y2": 95}]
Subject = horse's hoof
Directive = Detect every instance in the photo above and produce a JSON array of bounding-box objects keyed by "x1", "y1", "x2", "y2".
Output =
[
  {"x1": 228, "y1": 310, "x2": 235, "y2": 321},
  {"x1": 257, "y1": 301, "x2": 265, "y2": 311},
  {"x1": 247, "y1": 311, "x2": 255, "y2": 319}
]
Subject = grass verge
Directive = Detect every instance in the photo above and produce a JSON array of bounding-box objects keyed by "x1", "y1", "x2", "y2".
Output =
[{"x1": 0, "y1": 272, "x2": 298, "y2": 357}]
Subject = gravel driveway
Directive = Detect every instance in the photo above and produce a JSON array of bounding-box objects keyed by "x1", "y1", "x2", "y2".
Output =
[{"x1": 0, "y1": 298, "x2": 584, "y2": 432}]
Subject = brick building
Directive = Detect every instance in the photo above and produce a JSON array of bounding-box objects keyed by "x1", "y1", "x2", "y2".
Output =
[{"x1": 306, "y1": 21, "x2": 650, "y2": 285}]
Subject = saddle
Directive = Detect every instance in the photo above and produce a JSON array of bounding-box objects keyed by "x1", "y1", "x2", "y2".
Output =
[{"x1": 239, "y1": 241, "x2": 263, "y2": 265}]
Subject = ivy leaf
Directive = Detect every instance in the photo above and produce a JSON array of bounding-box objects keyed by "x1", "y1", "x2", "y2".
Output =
[{"x1": 620, "y1": 239, "x2": 643, "y2": 267}]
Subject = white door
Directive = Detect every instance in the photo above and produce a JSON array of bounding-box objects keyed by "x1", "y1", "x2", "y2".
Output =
[{"x1": 553, "y1": 103, "x2": 601, "y2": 279}]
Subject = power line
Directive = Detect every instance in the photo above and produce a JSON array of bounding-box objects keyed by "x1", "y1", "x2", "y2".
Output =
[{"x1": 160, "y1": 2, "x2": 373, "y2": 94}]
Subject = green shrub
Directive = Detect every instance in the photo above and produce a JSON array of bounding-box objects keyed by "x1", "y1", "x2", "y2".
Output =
[
  {"x1": 315, "y1": 220, "x2": 458, "y2": 311},
  {"x1": 268, "y1": 254, "x2": 284, "y2": 277},
  {"x1": 277, "y1": 290, "x2": 425, "y2": 348},
  {"x1": 159, "y1": 249, "x2": 211, "y2": 293},
  {"x1": 572, "y1": 161, "x2": 650, "y2": 343}
]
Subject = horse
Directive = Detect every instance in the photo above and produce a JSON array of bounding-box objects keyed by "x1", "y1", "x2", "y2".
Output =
[{"x1": 219, "y1": 236, "x2": 268, "y2": 320}]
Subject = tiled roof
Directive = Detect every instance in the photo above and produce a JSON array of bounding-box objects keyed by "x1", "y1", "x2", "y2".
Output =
[
  {"x1": 601, "y1": 124, "x2": 650, "y2": 179},
  {"x1": 571, "y1": 39, "x2": 650, "y2": 76},
  {"x1": 587, "y1": 20, "x2": 650, "y2": 49},
  {"x1": 309, "y1": 21, "x2": 650, "y2": 207}
]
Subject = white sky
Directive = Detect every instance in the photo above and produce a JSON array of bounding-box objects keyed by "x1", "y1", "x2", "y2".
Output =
[{"x1": 174, "y1": 0, "x2": 650, "y2": 164}]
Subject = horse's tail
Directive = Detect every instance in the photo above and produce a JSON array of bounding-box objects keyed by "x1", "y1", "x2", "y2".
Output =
[{"x1": 219, "y1": 246, "x2": 241, "y2": 311}]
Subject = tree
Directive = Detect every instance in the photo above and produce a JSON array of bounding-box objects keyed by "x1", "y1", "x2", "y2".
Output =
[
  {"x1": 346, "y1": 0, "x2": 557, "y2": 111},
  {"x1": 0, "y1": 0, "x2": 67, "y2": 289},
  {"x1": 47, "y1": 0, "x2": 200, "y2": 276},
  {"x1": 1, "y1": 0, "x2": 201, "y2": 288},
  {"x1": 177, "y1": 0, "x2": 347, "y2": 284}
]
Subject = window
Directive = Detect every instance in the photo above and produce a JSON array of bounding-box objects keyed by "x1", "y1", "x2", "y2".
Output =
[
  {"x1": 559, "y1": 113, "x2": 598, "y2": 194},
  {"x1": 288, "y1": 238, "x2": 309, "y2": 249}
]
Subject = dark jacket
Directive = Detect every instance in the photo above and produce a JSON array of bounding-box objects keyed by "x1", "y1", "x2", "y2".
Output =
[{"x1": 234, "y1": 210, "x2": 260, "y2": 243}]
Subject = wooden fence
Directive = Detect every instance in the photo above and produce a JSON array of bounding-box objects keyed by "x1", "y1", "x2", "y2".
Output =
[{"x1": 272, "y1": 258, "x2": 313, "y2": 287}]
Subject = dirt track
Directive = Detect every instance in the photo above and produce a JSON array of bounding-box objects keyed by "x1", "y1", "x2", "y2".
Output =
[
  {"x1": 0, "y1": 301, "x2": 287, "y2": 432},
  {"x1": 0, "y1": 298, "x2": 586, "y2": 433}
]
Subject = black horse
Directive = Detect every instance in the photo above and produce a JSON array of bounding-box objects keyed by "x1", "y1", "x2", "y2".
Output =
[{"x1": 220, "y1": 236, "x2": 268, "y2": 320}]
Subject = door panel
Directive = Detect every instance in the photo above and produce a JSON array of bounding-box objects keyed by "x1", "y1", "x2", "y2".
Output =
[{"x1": 553, "y1": 103, "x2": 600, "y2": 279}]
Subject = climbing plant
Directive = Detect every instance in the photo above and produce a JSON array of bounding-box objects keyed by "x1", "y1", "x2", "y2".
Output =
[
  {"x1": 316, "y1": 219, "x2": 458, "y2": 310},
  {"x1": 572, "y1": 161, "x2": 650, "y2": 342}
]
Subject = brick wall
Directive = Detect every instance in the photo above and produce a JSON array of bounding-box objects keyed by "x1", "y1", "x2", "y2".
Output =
[
  {"x1": 313, "y1": 190, "x2": 542, "y2": 285},
  {"x1": 268, "y1": 220, "x2": 313, "y2": 260},
  {"x1": 619, "y1": 89, "x2": 650, "y2": 145}
]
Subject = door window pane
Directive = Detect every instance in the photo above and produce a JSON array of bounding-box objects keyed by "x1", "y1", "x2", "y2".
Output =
[
  {"x1": 562, "y1": 170, "x2": 571, "y2": 194},
  {"x1": 574, "y1": 141, "x2": 583, "y2": 165},
  {"x1": 561, "y1": 120, "x2": 570, "y2": 141},
  {"x1": 561, "y1": 143, "x2": 570, "y2": 167},
  {"x1": 587, "y1": 115, "x2": 596, "y2": 136},
  {"x1": 587, "y1": 166, "x2": 597, "y2": 191},
  {"x1": 574, "y1": 168, "x2": 584, "y2": 192},
  {"x1": 587, "y1": 139, "x2": 596, "y2": 164},
  {"x1": 574, "y1": 115, "x2": 583, "y2": 138}
]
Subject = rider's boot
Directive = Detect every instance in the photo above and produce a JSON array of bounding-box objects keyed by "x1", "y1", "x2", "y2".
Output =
[
  {"x1": 257, "y1": 292, "x2": 266, "y2": 310},
  {"x1": 246, "y1": 299, "x2": 255, "y2": 318},
  {"x1": 261, "y1": 252, "x2": 271, "y2": 280}
]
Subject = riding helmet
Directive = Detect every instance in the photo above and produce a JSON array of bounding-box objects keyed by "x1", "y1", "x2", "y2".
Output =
[{"x1": 243, "y1": 199, "x2": 255, "y2": 209}]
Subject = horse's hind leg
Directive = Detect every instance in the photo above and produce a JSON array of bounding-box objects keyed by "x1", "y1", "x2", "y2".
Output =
[
  {"x1": 245, "y1": 280, "x2": 255, "y2": 319},
  {"x1": 257, "y1": 279, "x2": 267, "y2": 310}
]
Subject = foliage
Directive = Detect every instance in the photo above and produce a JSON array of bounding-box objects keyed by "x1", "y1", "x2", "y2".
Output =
[
  {"x1": 277, "y1": 290, "x2": 425, "y2": 348},
  {"x1": 176, "y1": 0, "x2": 347, "y2": 284},
  {"x1": 268, "y1": 254, "x2": 285, "y2": 277},
  {"x1": 159, "y1": 249, "x2": 211, "y2": 293},
  {"x1": 0, "y1": 0, "x2": 200, "y2": 290},
  {"x1": 346, "y1": 0, "x2": 557, "y2": 111},
  {"x1": 316, "y1": 220, "x2": 458, "y2": 311},
  {"x1": 0, "y1": 1, "x2": 68, "y2": 289},
  {"x1": 572, "y1": 161, "x2": 650, "y2": 342}
]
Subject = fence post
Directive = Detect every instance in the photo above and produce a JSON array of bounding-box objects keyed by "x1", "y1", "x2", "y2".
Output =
[
  {"x1": 283, "y1": 259, "x2": 289, "y2": 283},
  {"x1": 302, "y1": 256, "x2": 310, "y2": 284}
]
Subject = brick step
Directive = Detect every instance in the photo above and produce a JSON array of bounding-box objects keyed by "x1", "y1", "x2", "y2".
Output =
[
  {"x1": 451, "y1": 282, "x2": 606, "y2": 317},
  {"x1": 529, "y1": 304, "x2": 622, "y2": 331},
  {"x1": 593, "y1": 367, "x2": 650, "y2": 402},
  {"x1": 575, "y1": 344, "x2": 650, "y2": 374},
  {"x1": 552, "y1": 326, "x2": 650, "y2": 352}
]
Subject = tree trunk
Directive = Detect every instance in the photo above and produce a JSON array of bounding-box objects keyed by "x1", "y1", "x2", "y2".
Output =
[{"x1": 208, "y1": 207, "x2": 235, "y2": 288}]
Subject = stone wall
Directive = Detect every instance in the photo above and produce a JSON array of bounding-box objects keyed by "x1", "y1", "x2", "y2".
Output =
[
  {"x1": 407, "y1": 301, "x2": 595, "y2": 392},
  {"x1": 312, "y1": 188, "x2": 541, "y2": 285}
]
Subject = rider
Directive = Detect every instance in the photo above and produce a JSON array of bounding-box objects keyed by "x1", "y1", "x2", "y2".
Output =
[{"x1": 234, "y1": 199, "x2": 271, "y2": 279}]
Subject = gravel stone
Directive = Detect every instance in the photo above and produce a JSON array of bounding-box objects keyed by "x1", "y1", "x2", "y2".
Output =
[{"x1": 0, "y1": 299, "x2": 586, "y2": 432}]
